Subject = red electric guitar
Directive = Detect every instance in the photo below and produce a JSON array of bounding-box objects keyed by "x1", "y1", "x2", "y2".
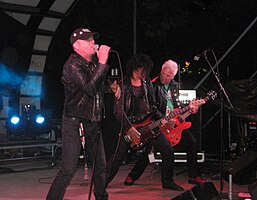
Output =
[
  {"x1": 124, "y1": 98, "x2": 206, "y2": 149},
  {"x1": 160, "y1": 90, "x2": 217, "y2": 146}
]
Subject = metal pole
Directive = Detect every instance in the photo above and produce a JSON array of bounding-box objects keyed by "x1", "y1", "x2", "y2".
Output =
[
  {"x1": 229, "y1": 174, "x2": 233, "y2": 200},
  {"x1": 228, "y1": 113, "x2": 231, "y2": 150},
  {"x1": 133, "y1": 0, "x2": 137, "y2": 55},
  {"x1": 194, "y1": 16, "x2": 257, "y2": 90},
  {"x1": 249, "y1": 69, "x2": 257, "y2": 79}
]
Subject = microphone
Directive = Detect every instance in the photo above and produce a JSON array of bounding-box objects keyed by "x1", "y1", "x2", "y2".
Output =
[
  {"x1": 94, "y1": 44, "x2": 115, "y2": 52},
  {"x1": 194, "y1": 49, "x2": 210, "y2": 61}
]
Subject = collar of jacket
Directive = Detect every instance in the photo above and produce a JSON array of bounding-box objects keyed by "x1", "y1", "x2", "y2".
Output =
[{"x1": 73, "y1": 51, "x2": 97, "y2": 66}]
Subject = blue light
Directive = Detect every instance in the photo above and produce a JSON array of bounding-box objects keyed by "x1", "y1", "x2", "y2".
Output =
[
  {"x1": 36, "y1": 115, "x2": 45, "y2": 124},
  {"x1": 10, "y1": 116, "x2": 20, "y2": 125}
]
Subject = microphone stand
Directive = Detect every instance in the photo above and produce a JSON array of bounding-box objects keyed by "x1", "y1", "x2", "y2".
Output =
[
  {"x1": 79, "y1": 123, "x2": 89, "y2": 184},
  {"x1": 203, "y1": 51, "x2": 233, "y2": 196}
]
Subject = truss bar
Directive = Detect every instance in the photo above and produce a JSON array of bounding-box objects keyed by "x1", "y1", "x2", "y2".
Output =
[{"x1": 194, "y1": 16, "x2": 257, "y2": 89}]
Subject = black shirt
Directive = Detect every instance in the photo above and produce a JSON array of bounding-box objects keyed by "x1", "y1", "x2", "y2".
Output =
[{"x1": 132, "y1": 85, "x2": 150, "y2": 117}]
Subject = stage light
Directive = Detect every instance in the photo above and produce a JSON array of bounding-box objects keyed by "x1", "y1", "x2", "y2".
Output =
[
  {"x1": 6, "y1": 106, "x2": 53, "y2": 140},
  {"x1": 10, "y1": 115, "x2": 21, "y2": 125},
  {"x1": 28, "y1": 110, "x2": 52, "y2": 135},
  {"x1": 6, "y1": 114, "x2": 26, "y2": 137},
  {"x1": 35, "y1": 115, "x2": 45, "y2": 124}
]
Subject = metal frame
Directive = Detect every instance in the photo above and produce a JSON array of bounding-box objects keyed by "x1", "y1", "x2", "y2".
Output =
[{"x1": 0, "y1": 142, "x2": 61, "y2": 162}]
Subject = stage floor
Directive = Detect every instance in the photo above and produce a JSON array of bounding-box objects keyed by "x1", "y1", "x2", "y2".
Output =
[{"x1": 0, "y1": 157, "x2": 254, "y2": 200}]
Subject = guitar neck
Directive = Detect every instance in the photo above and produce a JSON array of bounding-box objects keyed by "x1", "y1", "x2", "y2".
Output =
[
  {"x1": 148, "y1": 105, "x2": 191, "y2": 131},
  {"x1": 151, "y1": 91, "x2": 216, "y2": 131},
  {"x1": 179, "y1": 95, "x2": 213, "y2": 121},
  {"x1": 180, "y1": 110, "x2": 193, "y2": 121},
  {"x1": 165, "y1": 105, "x2": 191, "y2": 121}
]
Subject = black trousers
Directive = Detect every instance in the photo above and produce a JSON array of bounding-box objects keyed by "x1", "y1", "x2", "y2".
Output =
[
  {"x1": 128, "y1": 129, "x2": 200, "y2": 181},
  {"x1": 46, "y1": 116, "x2": 108, "y2": 200},
  {"x1": 106, "y1": 132, "x2": 176, "y2": 186}
]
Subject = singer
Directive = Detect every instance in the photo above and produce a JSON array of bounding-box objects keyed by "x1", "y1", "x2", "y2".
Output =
[{"x1": 46, "y1": 27, "x2": 120, "y2": 200}]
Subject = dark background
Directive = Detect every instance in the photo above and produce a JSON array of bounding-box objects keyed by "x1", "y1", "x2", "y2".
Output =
[
  {"x1": 43, "y1": 0, "x2": 257, "y2": 118},
  {"x1": 1, "y1": 0, "x2": 257, "y2": 154}
]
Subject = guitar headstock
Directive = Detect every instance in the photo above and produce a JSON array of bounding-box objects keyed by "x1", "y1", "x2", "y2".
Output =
[
  {"x1": 190, "y1": 99, "x2": 206, "y2": 106},
  {"x1": 190, "y1": 90, "x2": 217, "y2": 108},
  {"x1": 205, "y1": 90, "x2": 217, "y2": 101}
]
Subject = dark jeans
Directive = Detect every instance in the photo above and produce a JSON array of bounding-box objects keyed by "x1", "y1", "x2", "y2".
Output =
[
  {"x1": 128, "y1": 129, "x2": 200, "y2": 181},
  {"x1": 106, "y1": 132, "x2": 175, "y2": 186},
  {"x1": 46, "y1": 116, "x2": 108, "y2": 200}
]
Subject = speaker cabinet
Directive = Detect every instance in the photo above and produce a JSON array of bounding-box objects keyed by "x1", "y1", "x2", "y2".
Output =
[
  {"x1": 172, "y1": 182, "x2": 221, "y2": 200},
  {"x1": 249, "y1": 180, "x2": 257, "y2": 200},
  {"x1": 224, "y1": 151, "x2": 257, "y2": 185}
]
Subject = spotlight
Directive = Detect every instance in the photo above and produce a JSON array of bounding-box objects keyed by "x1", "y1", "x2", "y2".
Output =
[
  {"x1": 10, "y1": 115, "x2": 21, "y2": 125},
  {"x1": 35, "y1": 115, "x2": 45, "y2": 124},
  {"x1": 6, "y1": 114, "x2": 26, "y2": 137},
  {"x1": 6, "y1": 107, "x2": 53, "y2": 140},
  {"x1": 28, "y1": 110, "x2": 52, "y2": 135}
]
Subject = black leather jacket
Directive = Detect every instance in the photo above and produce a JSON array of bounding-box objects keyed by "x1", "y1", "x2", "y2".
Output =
[
  {"x1": 152, "y1": 77, "x2": 181, "y2": 115},
  {"x1": 61, "y1": 52, "x2": 110, "y2": 122},
  {"x1": 114, "y1": 76, "x2": 162, "y2": 131}
]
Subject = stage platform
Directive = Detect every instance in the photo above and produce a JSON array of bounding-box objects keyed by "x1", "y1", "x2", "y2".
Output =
[{"x1": 0, "y1": 154, "x2": 254, "y2": 200}]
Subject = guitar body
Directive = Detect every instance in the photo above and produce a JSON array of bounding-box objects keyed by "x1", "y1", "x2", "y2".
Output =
[
  {"x1": 161, "y1": 90, "x2": 217, "y2": 146},
  {"x1": 160, "y1": 111, "x2": 192, "y2": 146},
  {"x1": 124, "y1": 90, "x2": 217, "y2": 149},
  {"x1": 125, "y1": 114, "x2": 160, "y2": 149}
]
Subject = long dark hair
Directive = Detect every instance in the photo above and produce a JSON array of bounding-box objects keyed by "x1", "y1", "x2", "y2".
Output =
[{"x1": 125, "y1": 53, "x2": 153, "y2": 78}]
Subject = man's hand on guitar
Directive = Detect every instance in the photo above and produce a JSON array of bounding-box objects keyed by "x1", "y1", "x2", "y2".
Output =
[
  {"x1": 167, "y1": 118, "x2": 176, "y2": 128},
  {"x1": 160, "y1": 118, "x2": 169, "y2": 126},
  {"x1": 189, "y1": 98, "x2": 205, "y2": 114},
  {"x1": 126, "y1": 126, "x2": 141, "y2": 146}
]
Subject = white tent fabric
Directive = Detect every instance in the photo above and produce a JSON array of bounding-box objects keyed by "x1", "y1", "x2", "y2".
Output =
[{"x1": 0, "y1": 0, "x2": 77, "y2": 110}]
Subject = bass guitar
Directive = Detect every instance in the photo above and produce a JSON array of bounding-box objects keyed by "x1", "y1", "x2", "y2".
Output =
[
  {"x1": 160, "y1": 90, "x2": 217, "y2": 146},
  {"x1": 124, "y1": 99, "x2": 204, "y2": 149}
]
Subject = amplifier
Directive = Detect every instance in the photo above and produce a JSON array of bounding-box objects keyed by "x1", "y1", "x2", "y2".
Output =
[
  {"x1": 247, "y1": 121, "x2": 257, "y2": 137},
  {"x1": 179, "y1": 89, "x2": 196, "y2": 104}
]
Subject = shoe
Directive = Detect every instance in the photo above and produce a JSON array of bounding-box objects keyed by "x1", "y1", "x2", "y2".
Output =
[
  {"x1": 188, "y1": 176, "x2": 207, "y2": 185},
  {"x1": 162, "y1": 181, "x2": 184, "y2": 191},
  {"x1": 124, "y1": 176, "x2": 135, "y2": 186}
]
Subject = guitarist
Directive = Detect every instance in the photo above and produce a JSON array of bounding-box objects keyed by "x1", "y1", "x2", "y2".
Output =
[
  {"x1": 106, "y1": 54, "x2": 184, "y2": 191},
  {"x1": 124, "y1": 59, "x2": 206, "y2": 186}
]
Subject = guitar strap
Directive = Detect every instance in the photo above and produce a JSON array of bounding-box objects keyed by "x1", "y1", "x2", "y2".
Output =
[
  {"x1": 143, "y1": 78, "x2": 157, "y2": 113},
  {"x1": 169, "y1": 80, "x2": 182, "y2": 109}
]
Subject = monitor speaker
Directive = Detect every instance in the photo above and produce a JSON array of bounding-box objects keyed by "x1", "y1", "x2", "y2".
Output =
[
  {"x1": 172, "y1": 182, "x2": 221, "y2": 200},
  {"x1": 224, "y1": 150, "x2": 257, "y2": 185},
  {"x1": 249, "y1": 180, "x2": 257, "y2": 200}
]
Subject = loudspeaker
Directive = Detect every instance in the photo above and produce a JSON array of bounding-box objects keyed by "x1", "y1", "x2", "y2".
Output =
[
  {"x1": 249, "y1": 180, "x2": 257, "y2": 200},
  {"x1": 224, "y1": 151, "x2": 257, "y2": 185},
  {"x1": 172, "y1": 182, "x2": 221, "y2": 200}
]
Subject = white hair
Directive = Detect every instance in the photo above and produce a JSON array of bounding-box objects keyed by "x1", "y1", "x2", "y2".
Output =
[{"x1": 161, "y1": 59, "x2": 178, "y2": 72}]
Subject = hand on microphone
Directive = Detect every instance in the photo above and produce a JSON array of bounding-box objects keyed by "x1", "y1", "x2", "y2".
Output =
[{"x1": 95, "y1": 44, "x2": 111, "y2": 64}]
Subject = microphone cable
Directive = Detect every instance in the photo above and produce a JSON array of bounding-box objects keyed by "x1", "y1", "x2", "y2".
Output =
[{"x1": 100, "y1": 49, "x2": 126, "y2": 200}]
